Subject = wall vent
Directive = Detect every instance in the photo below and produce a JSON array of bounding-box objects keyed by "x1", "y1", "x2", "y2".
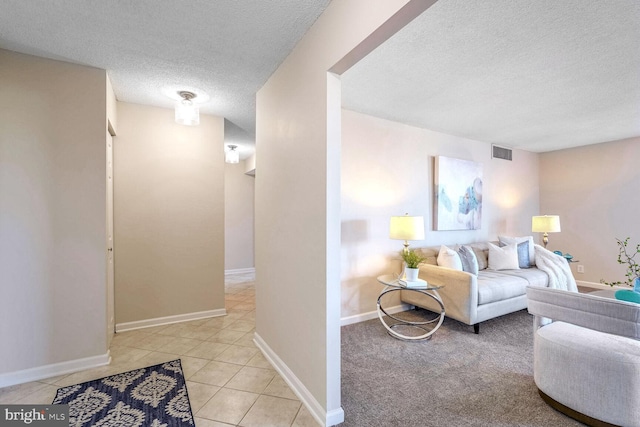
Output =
[{"x1": 492, "y1": 144, "x2": 512, "y2": 161}]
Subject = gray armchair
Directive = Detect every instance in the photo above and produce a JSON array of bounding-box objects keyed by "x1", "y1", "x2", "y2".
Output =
[{"x1": 527, "y1": 286, "x2": 640, "y2": 427}]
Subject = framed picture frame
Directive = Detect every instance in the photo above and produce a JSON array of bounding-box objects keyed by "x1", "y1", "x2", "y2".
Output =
[{"x1": 434, "y1": 156, "x2": 483, "y2": 230}]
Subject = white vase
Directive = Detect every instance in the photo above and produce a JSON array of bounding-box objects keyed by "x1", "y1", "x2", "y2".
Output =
[{"x1": 405, "y1": 267, "x2": 419, "y2": 281}]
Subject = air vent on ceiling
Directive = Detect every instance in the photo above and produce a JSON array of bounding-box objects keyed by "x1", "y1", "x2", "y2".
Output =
[{"x1": 492, "y1": 144, "x2": 512, "y2": 161}]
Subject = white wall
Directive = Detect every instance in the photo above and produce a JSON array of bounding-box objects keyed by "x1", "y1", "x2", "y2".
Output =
[
  {"x1": 244, "y1": 153, "x2": 256, "y2": 176},
  {"x1": 539, "y1": 138, "x2": 640, "y2": 285},
  {"x1": 106, "y1": 74, "x2": 118, "y2": 134},
  {"x1": 255, "y1": 1, "x2": 437, "y2": 425},
  {"x1": 114, "y1": 102, "x2": 225, "y2": 327},
  {"x1": 225, "y1": 162, "x2": 255, "y2": 271},
  {"x1": 0, "y1": 49, "x2": 108, "y2": 383},
  {"x1": 340, "y1": 109, "x2": 540, "y2": 320}
]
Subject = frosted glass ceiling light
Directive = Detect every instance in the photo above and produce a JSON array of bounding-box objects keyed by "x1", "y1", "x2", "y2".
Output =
[
  {"x1": 175, "y1": 91, "x2": 199, "y2": 126},
  {"x1": 225, "y1": 145, "x2": 239, "y2": 164}
]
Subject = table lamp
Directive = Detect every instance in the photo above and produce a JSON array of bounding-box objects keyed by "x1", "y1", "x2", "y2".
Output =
[
  {"x1": 532, "y1": 215, "x2": 561, "y2": 248},
  {"x1": 390, "y1": 213, "x2": 425, "y2": 253}
]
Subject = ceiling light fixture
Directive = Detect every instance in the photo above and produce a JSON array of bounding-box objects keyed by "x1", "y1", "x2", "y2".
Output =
[
  {"x1": 225, "y1": 145, "x2": 239, "y2": 164},
  {"x1": 175, "y1": 91, "x2": 199, "y2": 126}
]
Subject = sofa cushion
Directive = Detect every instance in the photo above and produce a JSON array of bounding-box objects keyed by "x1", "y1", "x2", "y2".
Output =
[
  {"x1": 477, "y1": 270, "x2": 529, "y2": 305},
  {"x1": 488, "y1": 242, "x2": 519, "y2": 270},
  {"x1": 457, "y1": 245, "x2": 479, "y2": 275},
  {"x1": 416, "y1": 247, "x2": 439, "y2": 266},
  {"x1": 497, "y1": 268, "x2": 549, "y2": 288},
  {"x1": 472, "y1": 247, "x2": 488, "y2": 270},
  {"x1": 437, "y1": 245, "x2": 463, "y2": 270}
]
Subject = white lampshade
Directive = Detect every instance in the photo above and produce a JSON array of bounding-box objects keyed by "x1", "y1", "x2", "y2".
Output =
[
  {"x1": 390, "y1": 215, "x2": 425, "y2": 241},
  {"x1": 175, "y1": 91, "x2": 200, "y2": 126},
  {"x1": 532, "y1": 215, "x2": 561, "y2": 233},
  {"x1": 225, "y1": 145, "x2": 240, "y2": 164}
]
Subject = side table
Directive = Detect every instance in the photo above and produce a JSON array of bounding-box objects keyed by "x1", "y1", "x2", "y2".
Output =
[{"x1": 376, "y1": 274, "x2": 445, "y2": 341}]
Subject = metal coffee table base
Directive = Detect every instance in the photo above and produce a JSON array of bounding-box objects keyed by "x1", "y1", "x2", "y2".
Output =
[{"x1": 377, "y1": 287, "x2": 445, "y2": 341}]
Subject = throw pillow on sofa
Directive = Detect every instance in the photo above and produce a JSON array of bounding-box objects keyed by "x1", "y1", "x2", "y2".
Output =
[
  {"x1": 488, "y1": 242, "x2": 520, "y2": 270},
  {"x1": 498, "y1": 235, "x2": 535, "y2": 267},
  {"x1": 499, "y1": 240, "x2": 531, "y2": 268},
  {"x1": 457, "y1": 245, "x2": 479, "y2": 275},
  {"x1": 437, "y1": 245, "x2": 463, "y2": 270}
]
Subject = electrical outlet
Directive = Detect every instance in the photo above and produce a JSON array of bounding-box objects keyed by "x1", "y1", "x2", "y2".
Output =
[{"x1": 577, "y1": 265, "x2": 584, "y2": 274}]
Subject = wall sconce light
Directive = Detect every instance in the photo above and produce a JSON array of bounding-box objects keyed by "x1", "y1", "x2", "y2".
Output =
[
  {"x1": 175, "y1": 91, "x2": 200, "y2": 126},
  {"x1": 532, "y1": 215, "x2": 561, "y2": 248},
  {"x1": 225, "y1": 145, "x2": 240, "y2": 164}
]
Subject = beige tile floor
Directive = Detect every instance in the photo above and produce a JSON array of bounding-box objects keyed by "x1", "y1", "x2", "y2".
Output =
[{"x1": 0, "y1": 272, "x2": 319, "y2": 427}]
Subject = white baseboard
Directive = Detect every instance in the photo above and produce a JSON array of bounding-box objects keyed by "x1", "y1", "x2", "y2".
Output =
[
  {"x1": 253, "y1": 333, "x2": 344, "y2": 427},
  {"x1": 225, "y1": 267, "x2": 255, "y2": 276},
  {"x1": 340, "y1": 303, "x2": 411, "y2": 326},
  {"x1": 116, "y1": 309, "x2": 226, "y2": 333},
  {"x1": 0, "y1": 351, "x2": 111, "y2": 388},
  {"x1": 576, "y1": 280, "x2": 626, "y2": 291}
]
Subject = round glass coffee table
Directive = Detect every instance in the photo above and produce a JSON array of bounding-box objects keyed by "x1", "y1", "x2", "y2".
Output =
[{"x1": 376, "y1": 274, "x2": 445, "y2": 341}]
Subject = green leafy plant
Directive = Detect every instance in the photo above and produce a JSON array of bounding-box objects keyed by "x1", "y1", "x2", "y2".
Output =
[
  {"x1": 600, "y1": 237, "x2": 640, "y2": 287},
  {"x1": 400, "y1": 249, "x2": 427, "y2": 269}
]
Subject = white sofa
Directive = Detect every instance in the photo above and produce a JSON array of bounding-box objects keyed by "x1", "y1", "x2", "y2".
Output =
[
  {"x1": 400, "y1": 241, "x2": 550, "y2": 333},
  {"x1": 527, "y1": 286, "x2": 640, "y2": 426}
]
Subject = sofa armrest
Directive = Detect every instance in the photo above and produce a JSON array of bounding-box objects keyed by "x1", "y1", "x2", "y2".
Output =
[
  {"x1": 401, "y1": 264, "x2": 478, "y2": 325},
  {"x1": 527, "y1": 286, "x2": 640, "y2": 340}
]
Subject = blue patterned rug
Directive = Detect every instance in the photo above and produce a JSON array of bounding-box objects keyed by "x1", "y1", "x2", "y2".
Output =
[{"x1": 52, "y1": 359, "x2": 194, "y2": 426}]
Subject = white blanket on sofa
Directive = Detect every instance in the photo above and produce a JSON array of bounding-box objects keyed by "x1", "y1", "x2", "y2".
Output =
[{"x1": 534, "y1": 244, "x2": 578, "y2": 292}]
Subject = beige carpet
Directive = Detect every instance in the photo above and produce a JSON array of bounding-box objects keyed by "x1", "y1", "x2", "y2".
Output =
[{"x1": 341, "y1": 309, "x2": 583, "y2": 427}]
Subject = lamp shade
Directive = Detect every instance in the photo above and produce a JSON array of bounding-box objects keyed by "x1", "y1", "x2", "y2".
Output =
[
  {"x1": 390, "y1": 215, "x2": 425, "y2": 241},
  {"x1": 532, "y1": 215, "x2": 561, "y2": 233}
]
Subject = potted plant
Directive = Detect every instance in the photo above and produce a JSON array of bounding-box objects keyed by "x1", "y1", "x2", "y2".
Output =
[
  {"x1": 600, "y1": 237, "x2": 640, "y2": 292},
  {"x1": 400, "y1": 249, "x2": 427, "y2": 281}
]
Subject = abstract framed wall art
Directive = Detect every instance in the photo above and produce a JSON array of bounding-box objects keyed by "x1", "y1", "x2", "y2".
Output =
[{"x1": 434, "y1": 156, "x2": 483, "y2": 230}]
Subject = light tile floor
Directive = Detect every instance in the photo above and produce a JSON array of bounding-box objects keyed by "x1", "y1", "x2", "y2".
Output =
[{"x1": 0, "y1": 272, "x2": 319, "y2": 427}]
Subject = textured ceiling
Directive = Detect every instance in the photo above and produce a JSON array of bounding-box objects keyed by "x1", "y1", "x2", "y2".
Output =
[
  {"x1": 2, "y1": 1, "x2": 638, "y2": 155},
  {"x1": 0, "y1": 0, "x2": 330, "y2": 158},
  {"x1": 342, "y1": 0, "x2": 640, "y2": 153}
]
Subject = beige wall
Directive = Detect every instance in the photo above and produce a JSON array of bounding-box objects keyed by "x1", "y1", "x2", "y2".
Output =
[
  {"x1": 540, "y1": 138, "x2": 640, "y2": 285},
  {"x1": 114, "y1": 102, "x2": 225, "y2": 325},
  {"x1": 0, "y1": 49, "x2": 108, "y2": 378},
  {"x1": 341, "y1": 109, "x2": 541, "y2": 319},
  {"x1": 225, "y1": 162, "x2": 255, "y2": 271},
  {"x1": 255, "y1": 1, "x2": 436, "y2": 424}
]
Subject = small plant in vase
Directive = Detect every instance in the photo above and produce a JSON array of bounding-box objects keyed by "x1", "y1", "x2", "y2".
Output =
[
  {"x1": 400, "y1": 249, "x2": 427, "y2": 281},
  {"x1": 600, "y1": 237, "x2": 640, "y2": 292}
]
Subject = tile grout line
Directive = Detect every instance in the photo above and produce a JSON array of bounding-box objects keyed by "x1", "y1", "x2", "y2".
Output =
[{"x1": 0, "y1": 273, "x2": 317, "y2": 427}]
